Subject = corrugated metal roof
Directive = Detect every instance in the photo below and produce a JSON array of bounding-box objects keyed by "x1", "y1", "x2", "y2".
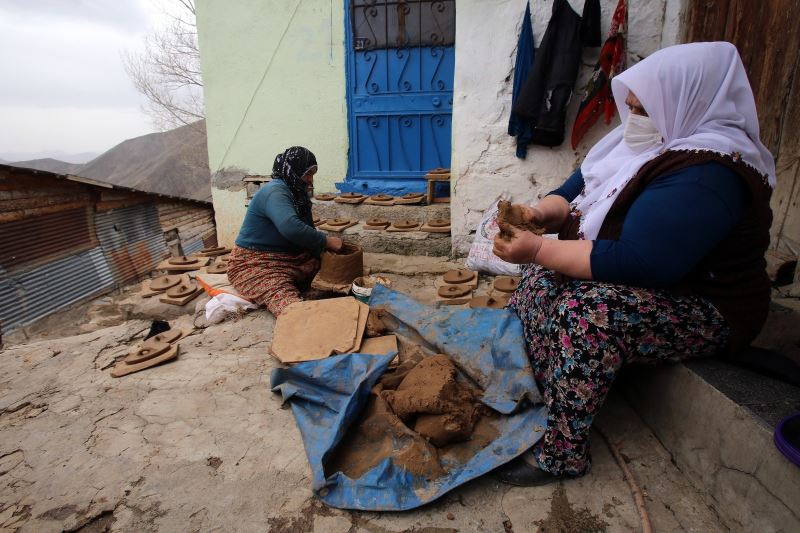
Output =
[
  {"x1": 0, "y1": 163, "x2": 211, "y2": 206},
  {"x1": 94, "y1": 204, "x2": 169, "y2": 286},
  {"x1": 0, "y1": 207, "x2": 96, "y2": 271},
  {"x1": 0, "y1": 247, "x2": 114, "y2": 331}
]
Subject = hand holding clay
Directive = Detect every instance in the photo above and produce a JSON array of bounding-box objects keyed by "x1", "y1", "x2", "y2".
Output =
[
  {"x1": 326, "y1": 235, "x2": 344, "y2": 252},
  {"x1": 521, "y1": 205, "x2": 546, "y2": 227},
  {"x1": 493, "y1": 223, "x2": 543, "y2": 264},
  {"x1": 496, "y1": 201, "x2": 547, "y2": 239}
]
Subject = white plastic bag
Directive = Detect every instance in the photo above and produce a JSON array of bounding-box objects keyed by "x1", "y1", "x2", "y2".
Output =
[
  {"x1": 465, "y1": 201, "x2": 523, "y2": 276},
  {"x1": 204, "y1": 293, "x2": 258, "y2": 324}
]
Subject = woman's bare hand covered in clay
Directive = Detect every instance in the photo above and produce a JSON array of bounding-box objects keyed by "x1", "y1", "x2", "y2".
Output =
[
  {"x1": 325, "y1": 235, "x2": 343, "y2": 252},
  {"x1": 520, "y1": 206, "x2": 546, "y2": 227},
  {"x1": 493, "y1": 223, "x2": 543, "y2": 264}
]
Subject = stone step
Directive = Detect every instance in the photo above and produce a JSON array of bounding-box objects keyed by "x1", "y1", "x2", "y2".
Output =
[
  {"x1": 312, "y1": 200, "x2": 452, "y2": 256},
  {"x1": 620, "y1": 350, "x2": 800, "y2": 531}
]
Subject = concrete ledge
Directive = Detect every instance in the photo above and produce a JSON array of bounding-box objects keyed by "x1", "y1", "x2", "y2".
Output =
[
  {"x1": 336, "y1": 225, "x2": 451, "y2": 256},
  {"x1": 620, "y1": 362, "x2": 800, "y2": 531},
  {"x1": 312, "y1": 200, "x2": 450, "y2": 223}
]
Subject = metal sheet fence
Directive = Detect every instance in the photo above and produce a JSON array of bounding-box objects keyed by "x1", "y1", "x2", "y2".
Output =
[{"x1": 0, "y1": 247, "x2": 114, "y2": 330}]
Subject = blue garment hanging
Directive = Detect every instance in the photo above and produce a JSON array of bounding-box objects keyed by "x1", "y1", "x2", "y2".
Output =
[{"x1": 508, "y1": 1, "x2": 536, "y2": 158}]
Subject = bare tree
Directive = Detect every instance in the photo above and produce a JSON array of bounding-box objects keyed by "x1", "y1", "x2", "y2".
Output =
[{"x1": 123, "y1": 0, "x2": 204, "y2": 130}]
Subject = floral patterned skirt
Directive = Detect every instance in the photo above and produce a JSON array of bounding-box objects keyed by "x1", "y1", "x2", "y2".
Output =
[
  {"x1": 227, "y1": 246, "x2": 320, "y2": 317},
  {"x1": 508, "y1": 265, "x2": 730, "y2": 476}
]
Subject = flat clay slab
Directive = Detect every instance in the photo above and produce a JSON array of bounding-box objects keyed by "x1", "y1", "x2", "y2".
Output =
[
  {"x1": 159, "y1": 286, "x2": 204, "y2": 306},
  {"x1": 270, "y1": 297, "x2": 361, "y2": 363},
  {"x1": 420, "y1": 223, "x2": 451, "y2": 233},
  {"x1": 468, "y1": 295, "x2": 509, "y2": 309},
  {"x1": 349, "y1": 301, "x2": 370, "y2": 355},
  {"x1": 435, "y1": 285, "x2": 473, "y2": 306},
  {"x1": 493, "y1": 276, "x2": 522, "y2": 293},
  {"x1": 142, "y1": 328, "x2": 188, "y2": 349},
  {"x1": 317, "y1": 220, "x2": 358, "y2": 233},
  {"x1": 394, "y1": 193, "x2": 425, "y2": 205},
  {"x1": 364, "y1": 195, "x2": 396, "y2": 206},
  {"x1": 156, "y1": 256, "x2": 210, "y2": 272},
  {"x1": 435, "y1": 270, "x2": 478, "y2": 290},
  {"x1": 357, "y1": 334, "x2": 398, "y2": 356},
  {"x1": 112, "y1": 344, "x2": 179, "y2": 378},
  {"x1": 314, "y1": 193, "x2": 336, "y2": 201}
]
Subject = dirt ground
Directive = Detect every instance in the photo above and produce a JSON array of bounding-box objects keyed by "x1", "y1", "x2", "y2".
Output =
[{"x1": 0, "y1": 256, "x2": 757, "y2": 532}]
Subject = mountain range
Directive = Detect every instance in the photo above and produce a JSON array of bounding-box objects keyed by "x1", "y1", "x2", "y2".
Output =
[{"x1": 6, "y1": 121, "x2": 211, "y2": 202}]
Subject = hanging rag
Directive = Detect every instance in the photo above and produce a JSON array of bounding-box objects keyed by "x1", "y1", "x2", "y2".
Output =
[
  {"x1": 508, "y1": 2, "x2": 536, "y2": 158},
  {"x1": 571, "y1": 0, "x2": 627, "y2": 149},
  {"x1": 512, "y1": 0, "x2": 601, "y2": 148}
]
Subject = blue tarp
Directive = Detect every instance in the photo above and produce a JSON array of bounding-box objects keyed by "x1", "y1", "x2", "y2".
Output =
[{"x1": 271, "y1": 285, "x2": 547, "y2": 510}]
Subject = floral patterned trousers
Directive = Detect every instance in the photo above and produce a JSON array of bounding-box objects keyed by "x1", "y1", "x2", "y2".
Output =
[
  {"x1": 508, "y1": 265, "x2": 730, "y2": 476},
  {"x1": 227, "y1": 246, "x2": 320, "y2": 317}
]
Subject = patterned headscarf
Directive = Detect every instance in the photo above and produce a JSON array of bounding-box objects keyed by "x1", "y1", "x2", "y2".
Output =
[{"x1": 273, "y1": 146, "x2": 317, "y2": 227}]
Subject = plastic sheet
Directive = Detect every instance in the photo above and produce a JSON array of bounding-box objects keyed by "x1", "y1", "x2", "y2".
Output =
[{"x1": 271, "y1": 285, "x2": 546, "y2": 510}]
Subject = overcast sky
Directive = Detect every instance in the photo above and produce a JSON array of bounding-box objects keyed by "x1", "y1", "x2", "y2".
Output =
[{"x1": 0, "y1": 0, "x2": 175, "y2": 162}]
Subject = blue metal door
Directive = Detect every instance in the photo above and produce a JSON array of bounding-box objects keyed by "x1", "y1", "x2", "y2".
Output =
[{"x1": 339, "y1": 0, "x2": 455, "y2": 195}]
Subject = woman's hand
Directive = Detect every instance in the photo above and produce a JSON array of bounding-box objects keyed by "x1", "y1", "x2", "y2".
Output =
[
  {"x1": 493, "y1": 223, "x2": 543, "y2": 264},
  {"x1": 520, "y1": 205, "x2": 546, "y2": 227},
  {"x1": 526, "y1": 195, "x2": 571, "y2": 234},
  {"x1": 325, "y1": 235, "x2": 343, "y2": 252}
]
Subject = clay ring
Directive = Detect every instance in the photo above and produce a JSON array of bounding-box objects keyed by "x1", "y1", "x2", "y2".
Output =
[
  {"x1": 393, "y1": 220, "x2": 418, "y2": 229},
  {"x1": 168, "y1": 256, "x2": 197, "y2": 265},
  {"x1": 166, "y1": 281, "x2": 197, "y2": 298},
  {"x1": 314, "y1": 193, "x2": 336, "y2": 201},
  {"x1": 340, "y1": 192, "x2": 363, "y2": 199},
  {"x1": 366, "y1": 218, "x2": 389, "y2": 226},
  {"x1": 493, "y1": 276, "x2": 521, "y2": 293},
  {"x1": 126, "y1": 340, "x2": 171, "y2": 364},
  {"x1": 370, "y1": 194, "x2": 393, "y2": 201},
  {"x1": 443, "y1": 269, "x2": 476, "y2": 284},
  {"x1": 427, "y1": 218, "x2": 450, "y2": 227},
  {"x1": 438, "y1": 285, "x2": 471, "y2": 298},
  {"x1": 150, "y1": 275, "x2": 182, "y2": 291}
]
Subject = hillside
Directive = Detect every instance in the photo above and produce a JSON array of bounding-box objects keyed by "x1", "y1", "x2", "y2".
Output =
[{"x1": 7, "y1": 121, "x2": 211, "y2": 202}]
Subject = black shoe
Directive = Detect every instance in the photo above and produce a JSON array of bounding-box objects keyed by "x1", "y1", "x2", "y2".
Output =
[{"x1": 494, "y1": 456, "x2": 563, "y2": 487}]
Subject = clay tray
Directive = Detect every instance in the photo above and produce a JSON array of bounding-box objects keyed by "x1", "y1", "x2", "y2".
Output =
[
  {"x1": 156, "y1": 256, "x2": 210, "y2": 272},
  {"x1": 394, "y1": 192, "x2": 426, "y2": 205},
  {"x1": 112, "y1": 343, "x2": 179, "y2": 378},
  {"x1": 364, "y1": 194, "x2": 396, "y2": 206},
  {"x1": 197, "y1": 247, "x2": 230, "y2": 257},
  {"x1": 159, "y1": 280, "x2": 204, "y2": 306},
  {"x1": 314, "y1": 193, "x2": 336, "y2": 201},
  {"x1": 142, "y1": 274, "x2": 190, "y2": 298},
  {"x1": 334, "y1": 193, "x2": 366, "y2": 204},
  {"x1": 435, "y1": 283, "x2": 473, "y2": 305},
  {"x1": 317, "y1": 219, "x2": 358, "y2": 233},
  {"x1": 421, "y1": 218, "x2": 451, "y2": 233},
  {"x1": 386, "y1": 220, "x2": 422, "y2": 232}
]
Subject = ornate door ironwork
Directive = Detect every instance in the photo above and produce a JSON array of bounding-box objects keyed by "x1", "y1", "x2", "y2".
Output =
[{"x1": 340, "y1": 0, "x2": 456, "y2": 194}]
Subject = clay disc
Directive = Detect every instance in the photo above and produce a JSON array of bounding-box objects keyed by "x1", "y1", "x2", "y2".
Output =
[
  {"x1": 494, "y1": 276, "x2": 521, "y2": 293},
  {"x1": 126, "y1": 341, "x2": 171, "y2": 364},
  {"x1": 168, "y1": 256, "x2": 197, "y2": 265},
  {"x1": 427, "y1": 167, "x2": 449, "y2": 174},
  {"x1": 393, "y1": 219, "x2": 418, "y2": 229},
  {"x1": 468, "y1": 295, "x2": 508, "y2": 309},
  {"x1": 150, "y1": 275, "x2": 182, "y2": 291},
  {"x1": 427, "y1": 218, "x2": 450, "y2": 227},
  {"x1": 443, "y1": 269, "x2": 476, "y2": 284},
  {"x1": 438, "y1": 284, "x2": 471, "y2": 298},
  {"x1": 327, "y1": 218, "x2": 351, "y2": 227},
  {"x1": 166, "y1": 281, "x2": 197, "y2": 298},
  {"x1": 370, "y1": 194, "x2": 394, "y2": 201},
  {"x1": 340, "y1": 193, "x2": 364, "y2": 199},
  {"x1": 402, "y1": 192, "x2": 425, "y2": 199},
  {"x1": 143, "y1": 329, "x2": 183, "y2": 348},
  {"x1": 366, "y1": 218, "x2": 389, "y2": 226},
  {"x1": 315, "y1": 193, "x2": 336, "y2": 201}
]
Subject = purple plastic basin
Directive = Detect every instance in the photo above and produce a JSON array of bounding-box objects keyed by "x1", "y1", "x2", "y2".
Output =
[{"x1": 774, "y1": 412, "x2": 800, "y2": 468}]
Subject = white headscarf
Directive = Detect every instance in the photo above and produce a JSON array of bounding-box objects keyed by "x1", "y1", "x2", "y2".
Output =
[{"x1": 574, "y1": 41, "x2": 776, "y2": 240}]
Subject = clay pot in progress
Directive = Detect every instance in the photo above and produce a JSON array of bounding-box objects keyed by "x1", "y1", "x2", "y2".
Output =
[{"x1": 318, "y1": 243, "x2": 364, "y2": 285}]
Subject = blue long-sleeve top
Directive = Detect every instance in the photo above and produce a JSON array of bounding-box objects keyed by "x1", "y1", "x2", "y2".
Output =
[
  {"x1": 235, "y1": 180, "x2": 326, "y2": 256},
  {"x1": 549, "y1": 162, "x2": 748, "y2": 288}
]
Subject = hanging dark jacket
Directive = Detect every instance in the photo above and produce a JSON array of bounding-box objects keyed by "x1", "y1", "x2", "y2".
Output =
[{"x1": 512, "y1": 0, "x2": 600, "y2": 147}]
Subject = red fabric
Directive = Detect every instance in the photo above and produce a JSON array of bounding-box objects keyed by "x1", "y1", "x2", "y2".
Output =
[{"x1": 227, "y1": 245, "x2": 320, "y2": 317}]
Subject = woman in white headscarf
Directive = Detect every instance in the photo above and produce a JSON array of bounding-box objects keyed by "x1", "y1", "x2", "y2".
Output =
[{"x1": 492, "y1": 42, "x2": 776, "y2": 486}]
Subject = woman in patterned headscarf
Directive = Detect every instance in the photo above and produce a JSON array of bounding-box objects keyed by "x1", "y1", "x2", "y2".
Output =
[
  {"x1": 492, "y1": 42, "x2": 775, "y2": 486},
  {"x1": 227, "y1": 146, "x2": 343, "y2": 316}
]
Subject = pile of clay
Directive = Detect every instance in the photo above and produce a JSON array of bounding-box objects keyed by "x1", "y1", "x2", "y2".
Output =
[
  {"x1": 497, "y1": 200, "x2": 546, "y2": 240},
  {"x1": 325, "y1": 354, "x2": 498, "y2": 481}
]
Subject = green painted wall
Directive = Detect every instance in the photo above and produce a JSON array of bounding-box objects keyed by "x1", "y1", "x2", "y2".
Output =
[{"x1": 196, "y1": 0, "x2": 348, "y2": 194}]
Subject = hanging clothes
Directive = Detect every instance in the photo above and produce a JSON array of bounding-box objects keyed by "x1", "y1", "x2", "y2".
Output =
[
  {"x1": 508, "y1": 2, "x2": 536, "y2": 159},
  {"x1": 512, "y1": 0, "x2": 601, "y2": 148},
  {"x1": 571, "y1": 0, "x2": 627, "y2": 149}
]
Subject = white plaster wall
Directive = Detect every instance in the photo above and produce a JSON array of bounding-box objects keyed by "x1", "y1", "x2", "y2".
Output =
[
  {"x1": 211, "y1": 188, "x2": 248, "y2": 248},
  {"x1": 451, "y1": 0, "x2": 673, "y2": 254}
]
